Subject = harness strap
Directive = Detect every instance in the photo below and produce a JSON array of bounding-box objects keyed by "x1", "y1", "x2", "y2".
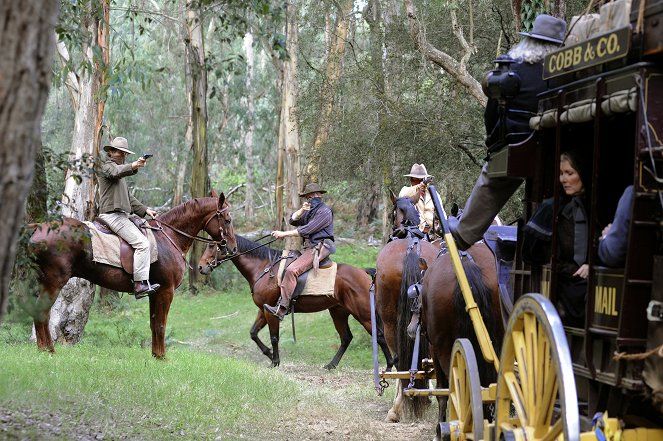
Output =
[{"x1": 276, "y1": 249, "x2": 290, "y2": 286}]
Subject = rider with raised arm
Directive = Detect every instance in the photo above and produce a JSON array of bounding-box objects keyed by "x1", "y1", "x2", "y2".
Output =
[
  {"x1": 97, "y1": 136, "x2": 160, "y2": 299},
  {"x1": 399, "y1": 163, "x2": 441, "y2": 237},
  {"x1": 264, "y1": 183, "x2": 336, "y2": 320},
  {"x1": 448, "y1": 14, "x2": 567, "y2": 249}
]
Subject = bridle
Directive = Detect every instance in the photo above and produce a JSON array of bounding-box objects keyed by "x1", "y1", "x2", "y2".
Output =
[{"x1": 151, "y1": 206, "x2": 235, "y2": 262}]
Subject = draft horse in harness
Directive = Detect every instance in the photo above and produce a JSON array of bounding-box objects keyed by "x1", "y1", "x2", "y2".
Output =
[
  {"x1": 198, "y1": 220, "x2": 394, "y2": 369},
  {"x1": 374, "y1": 191, "x2": 440, "y2": 421},
  {"x1": 27, "y1": 192, "x2": 236, "y2": 358}
]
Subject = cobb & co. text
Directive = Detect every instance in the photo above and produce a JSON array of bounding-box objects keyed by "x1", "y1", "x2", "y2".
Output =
[{"x1": 543, "y1": 27, "x2": 631, "y2": 80}]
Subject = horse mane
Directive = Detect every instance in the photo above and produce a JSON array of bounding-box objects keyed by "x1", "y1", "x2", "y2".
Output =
[
  {"x1": 395, "y1": 197, "x2": 420, "y2": 226},
  {"x1": 236, "y1": 235, "x2": 283, "y2": 262},
  {"x1": 158, "y1": 197, "x2": 215, "y2": 225}
]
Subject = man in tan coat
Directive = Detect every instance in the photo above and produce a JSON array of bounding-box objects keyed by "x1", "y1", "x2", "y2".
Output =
[
  {"x1": 399, "y1": 163, "x2": 439, "y2": 236},
  {"x1": 97, "y1": 137, "x2": 160, "y2": 298}
]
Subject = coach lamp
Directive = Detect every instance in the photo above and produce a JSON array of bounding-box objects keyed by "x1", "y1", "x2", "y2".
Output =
[
  {"x1": 482, "y1": 55, "x2": 522, "y2": 153},
  {"x1": 482, "y1": 55, "x2": 522, "y2": 100}
]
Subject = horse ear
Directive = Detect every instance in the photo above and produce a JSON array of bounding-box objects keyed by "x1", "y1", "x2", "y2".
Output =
[
  {"x1": 418, "y1": 258, "x2": 428, "y2": 271},
  {"x1": 210, "y1": 189, "x2": 219, "y2": 197},
  {"x1": 451, "y1": 202, "x2": 459, "y2": 217},
  {"x1": 389, "y1": 189, "x2": 397, "y2": 205},
  {"x1": 218, "y1": 192, "x2": 226, "y2": 208}
]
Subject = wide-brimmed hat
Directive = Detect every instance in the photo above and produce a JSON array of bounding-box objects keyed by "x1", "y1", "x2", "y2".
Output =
[
  {"x1": 519, "y1": 14, "x2": 567, "y2": 44},
  {"x1": 103, "y1": 137, "x2": 135, "y2": 154},
  {"x1": 299, "y1": 183, "x2": 327, "y2": 197},
  {"x1": 404, "y1": 163, "x2": 430, "y2": 179}
]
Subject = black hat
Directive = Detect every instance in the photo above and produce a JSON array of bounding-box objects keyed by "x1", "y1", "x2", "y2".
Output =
[
  {"x1": 519, "y1": 14, "x2": 567, "y2": 44},
  {"x1": 299, "y1": 183, "x2": 327, "y2": 197}
]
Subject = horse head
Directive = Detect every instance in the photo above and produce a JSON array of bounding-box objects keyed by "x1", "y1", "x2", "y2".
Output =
[
  {"x1": 204, "y1": 190, "x2": 238, "y2": 260},
  {"x1": 389, "y1": 189, "x2": 420, "y2": 239}
]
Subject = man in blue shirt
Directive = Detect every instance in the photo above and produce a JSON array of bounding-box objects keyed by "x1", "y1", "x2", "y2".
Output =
[{"x1": 598, "y1": 185, "x2": 634, "y2": 267}]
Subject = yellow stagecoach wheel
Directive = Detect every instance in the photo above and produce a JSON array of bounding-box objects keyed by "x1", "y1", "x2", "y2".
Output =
[
  {"x1": 494, "y1": 294, "x2": 579, "y2": 441},
  {"x1": 438, "y1": 338, "x2": 484, "y2": 441}
]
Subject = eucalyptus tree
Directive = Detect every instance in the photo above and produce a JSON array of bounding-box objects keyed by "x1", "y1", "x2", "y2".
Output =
[
  {"x1": 45, "y1": 0, "x2": 111, "y2": 343},
  {"x1": 0, "y1": 1, "x2": 60, "y2": 321}
]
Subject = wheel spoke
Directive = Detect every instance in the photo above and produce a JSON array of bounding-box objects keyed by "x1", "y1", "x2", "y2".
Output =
[
  {"x1": 504, "y1": 371, "x2": 528, "y2": 425},
  {"x1": 524, "y1": 312, "x2": 537, "y2": 416}
]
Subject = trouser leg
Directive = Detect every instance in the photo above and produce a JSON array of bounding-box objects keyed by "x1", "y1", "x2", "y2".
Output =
[
  {"x1": 279, "y1": 249, "x2": 316, "y2": 308},
  {"x1": 99, "y1": 213, "x2": 151, "y2": 281},
  {"x1": 452, "y1": 162, "x2": 523, "y2": 249}
]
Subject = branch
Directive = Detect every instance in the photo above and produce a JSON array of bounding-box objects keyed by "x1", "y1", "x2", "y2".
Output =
[
  {"x1": 455, "y1": 143, "x2": 483, "y2": 168},
  {"x1": 226, "y1": 183, "x2": 245, "y2": 198},
  {"x1": 403, "y1": 0, "x2": 487, "y2": 107},
  {"x1": 450, "y1": 5, "x2": 475, "y2": 71}
]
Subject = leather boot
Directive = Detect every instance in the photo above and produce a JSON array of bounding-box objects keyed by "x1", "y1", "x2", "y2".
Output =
[
  {"x1": 263, "y1": 303, "x2": 287, "y2": 321},
  {"x1": 133, "y1": 280, "x2": 160, "y2": 299}
]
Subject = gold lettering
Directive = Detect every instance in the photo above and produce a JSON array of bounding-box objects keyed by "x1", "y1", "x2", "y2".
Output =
[
  {"x1": 596, "y1": 37, "x2": 607, "y2": 57},
  {"x1": 556, "y1": 52, "x2": 564, "y2": 71},
  {"x1": 610, "y1": 287, "x2": 619, "y2": 316},
  {"x1": 595, "y1": 287, "x2": 603, "y2": 314},
  {"x1": 607, "y1": 34, "x2": 619, "y2": 54},
  {"x1": 548, "y1": 55, "x2": 557, "y2": 74},
  {"x1": 563, "y1": 50, "x2": 573, "y2": 68},
  {"x1": 573, "y1": 46, "x2": 582, "y2": 65},
  {"x1": 602, "y1": 287, "x2": 610, "y2": 313}
]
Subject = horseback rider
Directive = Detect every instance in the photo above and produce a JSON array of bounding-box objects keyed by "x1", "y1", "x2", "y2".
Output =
[
  {"x1": 97, "y1": 136, "x2": 160, "y2": 299},
  {"x1": 399, "y1": 163, "x2": 440, "y2": 237},
  {"x1": 448, "y1": 14, "x2": 566, "y2": 250},
  {"x1": 264, "y1": 183, "x2": 336, "y2": 320}
]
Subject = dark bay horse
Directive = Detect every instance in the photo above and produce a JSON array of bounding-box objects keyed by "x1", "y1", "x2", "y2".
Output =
[
  {"x1": 199, "y1": 234, "x2": 394, "y2": 369},
  {"x1": 27, "y1": 193, "x2": 236, "y2": 358},
  {"x1": 418, "y1": 240, "x2": 504, "y2": 431},
  {"x1": 375, "y1": 192, "x2": 440, "y2": 422}
]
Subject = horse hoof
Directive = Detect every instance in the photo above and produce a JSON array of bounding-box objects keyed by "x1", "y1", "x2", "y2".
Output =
[
  {"x1": 385, "y1": 410, "x2": 399, "y2": 423},
  {"x1": 323, "y1": 363, "x2": 337, "y2": 370}
]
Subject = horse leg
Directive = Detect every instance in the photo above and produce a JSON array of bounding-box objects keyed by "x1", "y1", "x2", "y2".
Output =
[
  {"x1": 250, "y1": 311, "x2": 273, "y2": 360},
  {"x1": 33, "y1": 269, "x2": 69, "y2": 353},
  {"x1": 376, "y1": 326, "x2": 395, "y2": 370},
  {"x1": 149, "y1": 287, "x2": 174, "y2": 359},
  {"x1": 324, "y1": 306, "x2": 353, "y2": 370},
  {"x1": 265, "y1": 315, "x2": 281, "y2": 367},
  {"x1": 433, "y1": 353, "x2": 449, "y2": 427},
  {"x1": 386, "y1": 379, "x2": 404, "y2": 422}
]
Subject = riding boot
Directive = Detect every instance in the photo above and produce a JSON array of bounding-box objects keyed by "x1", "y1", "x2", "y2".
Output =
[
  {"x1": 263, "y1": 303, "x2": 287, "y2": 321},
  {"x1": 133, "y1": 280, "x2": 160, "y2": 299}
]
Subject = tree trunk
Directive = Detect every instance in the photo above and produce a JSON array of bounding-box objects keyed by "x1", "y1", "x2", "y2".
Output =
[
  {"x1": 0, "y1": 1, "x2": 59, "y2": 320},
  {"x1": 185, "y1": 0, "x2": 209, "y2": 292},
  {"x1": 304, "y1": 0, "x2": 353, "y2": 184},
  {"x1": 25, "y1": 143, "x2": 49, "y2": 223},
  {"x1": 244, "y1": 32, "x2": 255, "y2": 218},
  {"x1": 280, "y1": 0, "x2": 302, "y2": 251},
  {"x1": 49, "y1": 0, "x2": 110, "y2": 344}
]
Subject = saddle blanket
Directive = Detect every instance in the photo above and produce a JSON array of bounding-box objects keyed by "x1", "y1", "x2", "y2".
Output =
[
  {"x1": 82, "y1": 221, "x2": 158, "y2": 268},
  {"x1": 277, "y1": 257, "x2": 338, "y2": 298}
]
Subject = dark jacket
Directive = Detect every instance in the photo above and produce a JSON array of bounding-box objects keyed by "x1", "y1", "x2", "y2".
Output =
[
  {"x1": 598, "y1": 185, "x2": 633, "y2": 267},
  {"x1": 484, "y1": 61, "x2": 546, "y2": 150},
  {"x1": 290, "y1": 198, "x2": 334, "y2": 249},
  {"x1": 97, "y1": 158, "x2": 148, "y2": 216}
]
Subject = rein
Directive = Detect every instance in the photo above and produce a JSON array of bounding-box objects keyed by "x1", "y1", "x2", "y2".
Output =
[{"x1": 206, "y1": 234, "x2": 278, "y2": 268}]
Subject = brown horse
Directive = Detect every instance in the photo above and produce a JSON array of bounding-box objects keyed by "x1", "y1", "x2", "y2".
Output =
[
  {"x1": 375, "y1": 192, "x2": 440, "y2": 422},
  {"x1": 27, "y1": 192, "x2": 236, "y2": 358},
  {"x1": 418, "y1": 242, "x2": 504, "y2": 431},
  {"x1": 198, "y1": 234, "x2": 394, "y2": 369}
]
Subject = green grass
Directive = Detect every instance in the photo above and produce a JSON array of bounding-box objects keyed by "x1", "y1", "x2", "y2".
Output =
[{"x1": 0, "y1": 244, "x2": 390, "y2": 440}]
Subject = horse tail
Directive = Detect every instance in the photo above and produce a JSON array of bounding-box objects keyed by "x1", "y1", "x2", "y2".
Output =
[
  {"x1": 452, "y1": 257, "x2": 498, "y2": 386},
  {"x1": 396, "y1": 245, "x2": 429, "y2": 419}
]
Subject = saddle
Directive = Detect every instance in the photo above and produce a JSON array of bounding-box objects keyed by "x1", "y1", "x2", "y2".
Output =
[
  {"x1": 277, "y1": 250, "x2": 335, "y2": 300},
  {"x1": 92, "y1": 216, "x2": 152, "y2": 275},
  {"x1": 483, "y1": 224, "x2": 518, "y2": 326}
]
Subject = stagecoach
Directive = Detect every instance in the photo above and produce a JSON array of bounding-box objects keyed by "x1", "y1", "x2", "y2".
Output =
[{"x1": 373, "y1": 1, "x2": 663, "y2": 439}]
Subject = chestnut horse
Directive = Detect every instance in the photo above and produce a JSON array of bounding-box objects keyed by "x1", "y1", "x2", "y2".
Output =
[
  {"x1": 375, "y1": 192, "x2": 440, "y2": 422},
  {"x1": 27, "y1": 192, "x2": 236, "y2": 358},
  {"x1": 417, "y1": 242, "x2": 504, "y2": 430},
  {"x1": 199, "y1": 234, "x2": 394, "y2": 369}
]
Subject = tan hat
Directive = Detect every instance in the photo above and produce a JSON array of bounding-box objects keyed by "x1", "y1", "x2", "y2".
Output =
[
  {"x1": 299, "y1": 183, "x2": 327, "y2": 197},
  {"x1": 404, "y1": 163, "x2": 429, "y2": 179},
  {"x1": 103, "y1": 137, "x2": 135, "y2": 155}
]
